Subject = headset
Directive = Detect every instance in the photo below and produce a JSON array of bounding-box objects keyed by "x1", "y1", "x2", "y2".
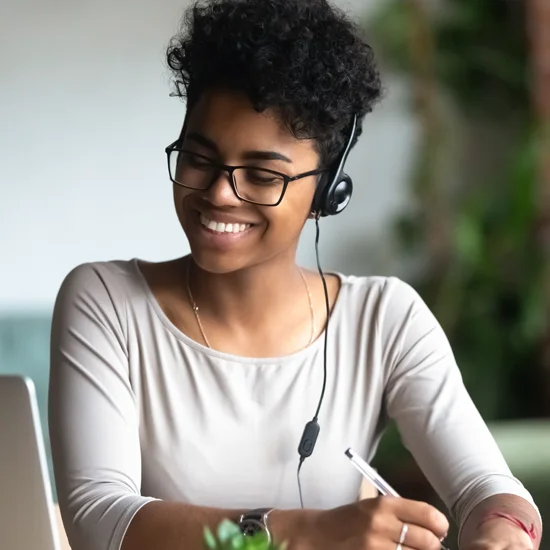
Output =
[
  {"x1": 310, "y1": 115, "x2": 358, "y2": 218},
  {"x1": 296, "y1": 115, "x2": 359, "y2": 507}
]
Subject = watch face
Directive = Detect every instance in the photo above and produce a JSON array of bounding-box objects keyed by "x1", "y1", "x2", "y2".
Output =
[{"x1": 241, "y1": 519, "x2": 264, "y2": 537}]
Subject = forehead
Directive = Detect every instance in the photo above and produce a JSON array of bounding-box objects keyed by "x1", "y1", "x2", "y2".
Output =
[{"x1": 183, "y1": 89, "x2": 318, "y2": 161}]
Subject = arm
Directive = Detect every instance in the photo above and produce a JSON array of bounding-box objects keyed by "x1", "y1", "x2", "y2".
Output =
[
  {"x1": 121, "y1": 502, "x2": 311, "y2": 550},
  {"x1": 459, "y1": 494, "x2": 542, "y2": 550},
  {"x1": 380, "y1": 279, "x2": 541, "y2": 547},
  {"x1": 48, "y1": 263, "x2": 308, "y2": 550},
  {"x1": 49, "y1": 264, "x2": 155, "y2": 550}
]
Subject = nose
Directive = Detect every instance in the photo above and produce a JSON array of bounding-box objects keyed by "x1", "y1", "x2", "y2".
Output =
[{"x1": 204, "y1": 170, "x2": 242, "y2": 207}]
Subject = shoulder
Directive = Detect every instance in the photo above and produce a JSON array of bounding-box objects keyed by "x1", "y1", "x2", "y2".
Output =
[
  {"x1": 337, "y1": 273, "x2": 427, "y2": 318},
  {"x1": 335, "y1": 273, "x2": 442, "y2": 347},
  {"x1": 52, "y1": 259, "x2": 145, "y2": 334},
  {"x1": 57, "y1": 259, "x2": 142, "y2": 299},
  {"x1": 55, "y1": 260, "x2": 139, "y2": 299},
  {"x1": 334, "y1": 274, "x2": 455, "y2": 390}
]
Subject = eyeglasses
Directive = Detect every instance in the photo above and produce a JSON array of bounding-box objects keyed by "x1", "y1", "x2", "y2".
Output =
[{"x1": 165, "y1": 141, "x2": 327, "y2": 207}]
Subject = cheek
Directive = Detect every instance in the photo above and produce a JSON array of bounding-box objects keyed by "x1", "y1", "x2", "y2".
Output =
[
  {"x1": 173, "y1": 186, "x2": 194, "y2": 220},
  {"x1": 284, "y1": 179, "x2": 316, "y2": 219},
  {"x1": 262, "y1": 181, "x2": 315, "y2": 236}
]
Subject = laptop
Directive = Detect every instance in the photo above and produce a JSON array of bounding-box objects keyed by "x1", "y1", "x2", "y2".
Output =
[{"x1": 0, "y1": 375, "x2": 62, "y2": 550}]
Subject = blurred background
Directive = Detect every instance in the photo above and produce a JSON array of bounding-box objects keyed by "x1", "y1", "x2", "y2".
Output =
[{"x1": 1, "y1": 0, "x2": 548, "y2": 545}]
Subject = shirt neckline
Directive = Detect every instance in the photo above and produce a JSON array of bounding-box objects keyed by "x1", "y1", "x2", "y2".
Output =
[{"x1": 132, "y1": 257, "x2": 348, "y2": 365}]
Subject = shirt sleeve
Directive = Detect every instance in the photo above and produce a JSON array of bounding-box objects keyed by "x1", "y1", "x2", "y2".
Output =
[
  {"x1": 380, "y1": 277, "x2": 540, "y2": 532},
  {"x1": 49, "y1": 263, "x2": 157, "y2": 550}
]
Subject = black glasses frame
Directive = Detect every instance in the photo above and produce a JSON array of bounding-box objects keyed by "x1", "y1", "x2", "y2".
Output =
[{"x1": 165, "y1": 141, "x2": 327, "y2": 207}]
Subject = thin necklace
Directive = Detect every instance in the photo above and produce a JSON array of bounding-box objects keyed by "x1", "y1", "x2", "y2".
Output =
[{"x1": 186, "y1": 261, "x2": 316, "y2": 350}]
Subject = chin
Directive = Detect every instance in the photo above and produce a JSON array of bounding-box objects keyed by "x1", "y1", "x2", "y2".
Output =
[{"x1": 187, "y1": 247, "x2": 254, "y2": 275}]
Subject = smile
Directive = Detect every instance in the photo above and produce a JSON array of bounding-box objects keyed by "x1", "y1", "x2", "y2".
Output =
[{"x1": 199, "y1": 214, "x2": 252, "y2": 234}]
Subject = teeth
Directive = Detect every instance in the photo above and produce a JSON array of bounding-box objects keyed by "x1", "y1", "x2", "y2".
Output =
[{"x1": 200, "y1": 215, "x2": 250, "y2": 234}]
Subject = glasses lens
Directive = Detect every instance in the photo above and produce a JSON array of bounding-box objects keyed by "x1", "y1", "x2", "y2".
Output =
[
  {"x1": 234, "y1": 167, "x2": 285, "y2": 206},
  {"x1": 169, "y1": 151, "x2": 216, "y2": 190}
]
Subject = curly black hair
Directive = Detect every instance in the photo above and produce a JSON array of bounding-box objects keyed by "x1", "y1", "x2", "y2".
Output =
[{"x1": 166, "y1": 0, "x2": 382, "y2": 167}]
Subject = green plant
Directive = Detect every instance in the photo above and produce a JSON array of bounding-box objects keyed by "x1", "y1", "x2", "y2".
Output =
[
  {"x1": 403, "y1": 133, "x2": 546, "y2": 420},
  {"x1": 367, "y1": 0, "x2": 529, "y2": 115},
  {"x1": 204, "y1": 520, "x2": 286, "y2": 550},
  {"x1": 363, "y1": 0, "x2": 547, "y2": 423}
]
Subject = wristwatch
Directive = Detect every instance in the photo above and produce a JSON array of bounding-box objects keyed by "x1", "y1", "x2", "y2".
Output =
[{"x1": 238, "y1": 508, "x2": 275, "y2": 542}]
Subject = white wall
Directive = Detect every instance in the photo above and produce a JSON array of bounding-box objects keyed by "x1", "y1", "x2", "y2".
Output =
[{"x1": 0, "y1": 0, "x2": 418, "y2": 312}]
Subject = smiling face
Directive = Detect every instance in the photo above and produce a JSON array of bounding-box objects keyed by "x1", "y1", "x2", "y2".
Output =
[{"x1": 173, "y1": 88, "x2": 321, "y2": 274}]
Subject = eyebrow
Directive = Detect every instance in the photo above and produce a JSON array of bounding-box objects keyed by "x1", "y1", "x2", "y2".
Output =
[{"x1": 186, "y1": 132, "x2": 293, "y2": 164}]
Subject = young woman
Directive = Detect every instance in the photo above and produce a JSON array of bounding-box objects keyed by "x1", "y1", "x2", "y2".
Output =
[{"x1": 49, "y1": 1, "x2": 542, "y2": 549}]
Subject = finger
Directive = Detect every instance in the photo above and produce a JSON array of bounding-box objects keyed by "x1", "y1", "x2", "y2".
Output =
[
  {"x1": 397, "y1": 523, "x2": 444, "y2": 550},
  {"x1": 390, "y1": 499, "x2": 449, "y2": 539},
  {"x1": 364, "y1": 508, "x2": 441, "y2": 550}
]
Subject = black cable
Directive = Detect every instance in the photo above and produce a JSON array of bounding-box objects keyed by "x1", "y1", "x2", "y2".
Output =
[
  {"x1": 296, "y1": 216, "x2": 330, "y2": 509},
  {"x1": 313, "y1": 217, "x2": 329, "y2": 421},
  {"x1": 297, "y1": 458, "x2": 305, "y2": 509}
]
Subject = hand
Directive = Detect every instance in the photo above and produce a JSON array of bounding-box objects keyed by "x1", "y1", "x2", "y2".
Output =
[
  {"x1": 299, "y1": 496, "x2": 449, "y2": 550},
  {"x1": 462, "y1": 519, "x2": 535, "y2": 550}
]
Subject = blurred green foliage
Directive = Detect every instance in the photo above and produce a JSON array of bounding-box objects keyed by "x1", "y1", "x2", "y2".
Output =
[
  {"x1": 399, "y1": 134, "x2": 546, "y2": 421},
  {"x1": 366, "y1": 0, "x2": 546, "y2": 439},
  {"x1": 204, "y1": 520, "x2": 285, "y2": 550},
  {"x1": 368, "y1": 0, "x2": 529, "y2": 115}
]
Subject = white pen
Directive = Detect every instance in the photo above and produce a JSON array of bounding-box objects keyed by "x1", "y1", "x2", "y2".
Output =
[{"x1": 345, "y1": 448, "x2": 450, "y2": 550}]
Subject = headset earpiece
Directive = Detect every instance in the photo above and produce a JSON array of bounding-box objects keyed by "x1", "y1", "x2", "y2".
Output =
[
  {"x1": 311, "y1": 115, "x2": 358, "y2": 218},
  {"x1": 327, "y1": 173, "x2": 353, "y2": 215}
]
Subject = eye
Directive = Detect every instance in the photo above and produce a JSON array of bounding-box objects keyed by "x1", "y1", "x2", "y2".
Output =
[
  {"x1": 180, "y1": 152, "x2": 215, "y2": 170},
  {"x1": 244, "y1": 168, "x2": 283, "y2": 186}
]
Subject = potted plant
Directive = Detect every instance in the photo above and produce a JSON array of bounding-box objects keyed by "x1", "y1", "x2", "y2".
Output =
[{"x1": 204, "y1": 519, "x2": 286, "y2": 550}]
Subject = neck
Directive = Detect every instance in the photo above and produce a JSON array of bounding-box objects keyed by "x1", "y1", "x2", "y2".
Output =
[{"x1": 186, "y1": 253, "x2": 307, "y2": 330}]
